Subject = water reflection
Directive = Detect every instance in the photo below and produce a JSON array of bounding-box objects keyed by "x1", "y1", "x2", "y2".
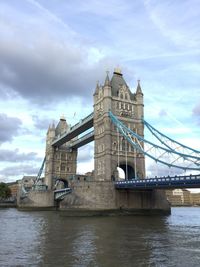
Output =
[
  {"x1": 1, "y1": 208, "x2": 200, "y2": 266},
  {"x1": 0, "y1": 209, "x2": 46, "y2": 266},
  {"x1": 40, "y1": 215, "x2": 169, "y2": 267}
]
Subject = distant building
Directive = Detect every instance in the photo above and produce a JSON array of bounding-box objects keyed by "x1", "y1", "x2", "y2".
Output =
[
  {"x1": 183, "y1": 189, "x2": 191, "y2": 205},
  {"x1": 166, "y1": 189, "x2": 192, "y2": 206},
  {"x1": 190, "y1": 193, "x2": 200, "y2": 206},
  {"x1": 166, "y1": 189, "x2": 200, "y2": 206},
  {"x1": 7, "y1": 181, "x2": 19, "y2": 197}
]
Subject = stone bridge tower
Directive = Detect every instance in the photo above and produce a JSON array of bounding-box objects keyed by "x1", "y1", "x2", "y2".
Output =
[
  {"x1": 93, "y1": 68, "x2": 145, "y2": 181},
  {"x1": 44, "y1": 116, "x2": 77, "y2": 189}
]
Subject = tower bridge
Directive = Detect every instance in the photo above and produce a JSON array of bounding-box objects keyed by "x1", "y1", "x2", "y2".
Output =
[{"x1": 18, "y1": 68, "x2": 200, "y2": 214}]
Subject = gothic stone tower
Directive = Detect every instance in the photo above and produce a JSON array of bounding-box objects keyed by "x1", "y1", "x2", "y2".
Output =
[
  {"x1": 44, "y1": 117, "x2": 77, "y2": 189},
  {"x1": 93, "y1": 68, "x2": 145, "y2": 181}
]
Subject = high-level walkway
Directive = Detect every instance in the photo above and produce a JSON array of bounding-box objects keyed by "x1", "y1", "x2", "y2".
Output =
[{"x1": 52, "y1": 113, "x2": 94, "y2": 147}]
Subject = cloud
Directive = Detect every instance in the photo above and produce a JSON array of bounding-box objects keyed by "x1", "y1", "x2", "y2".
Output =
[
  {"x1": 0, "y1": 164, "x2": 39, "y2": 178},
  {"x1": 192, "y1": 102, "x2": 200, "y2": 126},
  {"x1": 0, "y1": 38, "x2": 116, "y2": 106},
  {"x1": 193, "y1": 103, "x2": 200, "y2": 116},
  {"x1": 0, "y1": 40, "x2": 83, "y2": 102},
  {"x1": 0, "y1": 148, "x2": 41, "y2": 162},
  {"x1": 144, "y1": 0, "x2": 200, "y2": 49},
  {"x1": 147, "y1": 162, "x2": 183, "y2": 177},
  {"x1": 0, "y1": 0, "x2": 117, "y2": 106},
  {"x1": 158, "y1": 109, "x2": 167, "y2": 117},
  {"x1": 77, "y1": 143, "x2": 94, "y2": 163},
  {"x1": 32, "y1": 115, "x2": 53, "y2": 130},
  {"x1": 0, "y1": 113, "x2": 22, "y2": 143}
]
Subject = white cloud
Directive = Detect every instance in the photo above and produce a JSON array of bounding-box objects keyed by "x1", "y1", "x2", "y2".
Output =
[{"x1": 144, "y1": 0, "x2": 200, "y2": 49}]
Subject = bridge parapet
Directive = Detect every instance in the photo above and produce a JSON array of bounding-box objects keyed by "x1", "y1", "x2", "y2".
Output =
[
  {"x1": 54, "y1": 188, "x2": 72, "y2": 201},
  {"x1": 115, "y1": 174, "x2": 200, "y2": 190}
]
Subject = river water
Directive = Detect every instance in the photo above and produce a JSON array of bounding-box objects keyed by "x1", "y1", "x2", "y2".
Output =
[{"x1": 0, "y1": 207, "x2": 200, "y2": 267}]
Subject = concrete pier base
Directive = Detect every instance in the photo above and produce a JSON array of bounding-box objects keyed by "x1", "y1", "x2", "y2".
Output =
[
  {"x1": 59, "y1": 181, "x2": 171, "y2": 215},
  {"x1": 16, "y1": 181, "x2": 170, "y2": 215},
  {"x1": 17, "y1": 190, "x2": 54, "y2": 210}
]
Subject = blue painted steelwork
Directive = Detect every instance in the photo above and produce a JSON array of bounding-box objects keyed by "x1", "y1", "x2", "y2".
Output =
[
  {"x1": 143, "y1": 119, "x2": 200, "y2": 154},
  {"x1": 108, "y1": 111, "x2": 200, "y2": 170},
  {"x1": 143, "y1": 119, "x2": 200, "y2": 167},
  {"x1": 34, "y1": 156, "x2": 46, "y2": 185},
  {"x1": 115, "y1": 174, "x2": 200, "y2": 190},
  {"x1": 54, "y1": 188, "x2": 72, "y2": 200}
]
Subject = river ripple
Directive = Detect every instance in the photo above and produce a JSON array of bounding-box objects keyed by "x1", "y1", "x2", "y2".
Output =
[{"x1": 0, "y1": 207, "x2": 200, "y2": 267}]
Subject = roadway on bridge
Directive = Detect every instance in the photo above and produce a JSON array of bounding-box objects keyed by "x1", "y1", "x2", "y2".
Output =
[{"x1": 115, "y1": 174, "x2": 200, "y2": 190}]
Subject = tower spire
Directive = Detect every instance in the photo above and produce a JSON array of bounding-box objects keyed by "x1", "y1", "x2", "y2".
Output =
[
  {"x1": 104, "y1": 71, "x2": 111, "y2": 86},
  {"x1": 136, "y1": 79, "x2": 143, "y2": 95},
  {"x1": 94, "y1": 81, "x2": 100, "y2": 95}
]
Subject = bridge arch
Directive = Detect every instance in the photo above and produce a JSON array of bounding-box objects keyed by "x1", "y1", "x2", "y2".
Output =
[
  {"x1": 113, "y1": 161, "x2": 137, "y2": 181},
  {"x1": 118, "y1": 164, "x2": 135, "y2": 180},
  {"x1": 54, "y1": 178, "x2": 69, "y2": 189}
]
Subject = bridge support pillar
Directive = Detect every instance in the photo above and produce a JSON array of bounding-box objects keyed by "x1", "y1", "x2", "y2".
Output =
[
  {"x1": 44, "y1": 117, "x2": 77, "y2": 189},
  {"x1": 93, "y1": 69, "x2": 145, "y2": 182}
]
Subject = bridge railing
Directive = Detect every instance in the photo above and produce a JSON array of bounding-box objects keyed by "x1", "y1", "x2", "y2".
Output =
[
  {"x1": 54, "y1": 188, "x2": 72, "y2": 200},
  {"x1": 115, "y1": 174, "x2": 200, "y2": 189},
  {"x1": 70, "y1": 112, "x2": 94, "y2": 131}
]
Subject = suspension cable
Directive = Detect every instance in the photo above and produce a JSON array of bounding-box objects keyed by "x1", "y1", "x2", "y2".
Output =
[
  {"x1": 117, "y1": 128, "x2": 120, "y2": 168},
  {"x1": 134, "y1": 129, "x2": 137, "y2": 179},
  {"x1": 125, "y1": 138, "x2": 128, "y2": 180},
  {"x1": 109, "y1": 111, "x2": 200, "y2": 171}
]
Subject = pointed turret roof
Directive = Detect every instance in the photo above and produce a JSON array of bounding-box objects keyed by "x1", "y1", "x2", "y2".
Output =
[
  {"x1": 110, "y1": 68, "x2": 127, "y2": 96},
  {"x1": 136, "y1": 80, "x2": 143, "y2": 95},
  {"x1": 94, "y1": 81, "x2": 100, "y2": 95},
  {"x1": 104, "y1": 71, "x2": 111, "y2": 86},
  {"x1": 55, "y1": 116, "x2": 69, "y2": 136}
]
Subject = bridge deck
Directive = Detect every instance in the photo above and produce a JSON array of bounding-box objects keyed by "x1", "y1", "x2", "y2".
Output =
[
  {"x1": 69, "y1": 131, "x2": 94, "y2": 149},
  {"x1": 52, "y1": 113, "x2": 94, "y2": 147},
  {"x1": 54, "y1": 188, "x2": 72, "y2": 200},
  {"x1": 115, "y1": 174, "x2": 200, "y2": 190}
]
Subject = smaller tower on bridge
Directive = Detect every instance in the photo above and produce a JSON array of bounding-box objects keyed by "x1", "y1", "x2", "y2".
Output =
[
  {"x1": 93, "y1": 68, "x2": 145, "y2": 181},
  {"x1": 44, "y1": 116, "x2": 77, "y2": 189}
]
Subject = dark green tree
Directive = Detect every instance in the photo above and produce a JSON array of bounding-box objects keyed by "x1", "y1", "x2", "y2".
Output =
[{"x1": 0, "y1": 183, "x2": 11, "y2": 199}]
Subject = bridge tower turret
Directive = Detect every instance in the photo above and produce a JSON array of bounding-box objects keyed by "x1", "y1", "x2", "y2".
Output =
[
  {"x1": 44, "y1": 116, "x2": 77, "y2": 189},
  {"x1": 93, "y1": 68, "x2": 145, "y2": 181}
]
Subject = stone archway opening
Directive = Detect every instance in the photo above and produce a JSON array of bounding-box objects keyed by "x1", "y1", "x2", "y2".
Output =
[
  {"x1": 54, "y1": 178, "x2": 69, "y2": 189},
  {"x1": 117, "y1": 167, "x2": 125, "y2": 179},
  {"x1": 117, "y1": 164, "x2": 136, "y2": 180}
]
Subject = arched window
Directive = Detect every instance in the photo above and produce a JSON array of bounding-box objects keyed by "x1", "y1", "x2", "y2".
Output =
[
  {"x1": 61, "y1": 152, "x2": 65, "y2": 160},
  {"x1": 61, "y1": 163, "x2": 66, "y2": 171},
  {"x1": 125, "y1": 93, "x2": 128, "y2": 100},
  {"x1": 120, "y1": 93, "x2": 123, "y2": 99}
]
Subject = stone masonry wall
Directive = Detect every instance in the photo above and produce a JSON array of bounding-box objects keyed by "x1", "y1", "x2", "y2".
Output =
[{"x1": 59, "y1": 181, "x2": 170, "y2": 214}]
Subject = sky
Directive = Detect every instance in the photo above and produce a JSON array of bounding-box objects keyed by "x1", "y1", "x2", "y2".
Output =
[{"x1": 0, "y1": 0, "x2": 200, "y2": 183}]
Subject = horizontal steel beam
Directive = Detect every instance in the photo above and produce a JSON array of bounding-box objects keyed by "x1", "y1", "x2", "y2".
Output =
[
  {"x1": 69, "y1": 131, "x2": 94, "y2": 149},
  {"x1": 115, "y1": 174, "x2": 200, "y2": 190},
  {"x1": 52, "y1": 113, "x2": 94, "y2": 147},
  {"x1": 54, "y1": 188, "x2": 72, "y2": 200}
]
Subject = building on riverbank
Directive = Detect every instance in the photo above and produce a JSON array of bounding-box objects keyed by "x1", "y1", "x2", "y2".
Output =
[
  {"x1": 166, "y1": 189, "x2": 200, "y2": 206},
  {"x1": 7, "y1": 181, "x2": 19, "y2": 198}
]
